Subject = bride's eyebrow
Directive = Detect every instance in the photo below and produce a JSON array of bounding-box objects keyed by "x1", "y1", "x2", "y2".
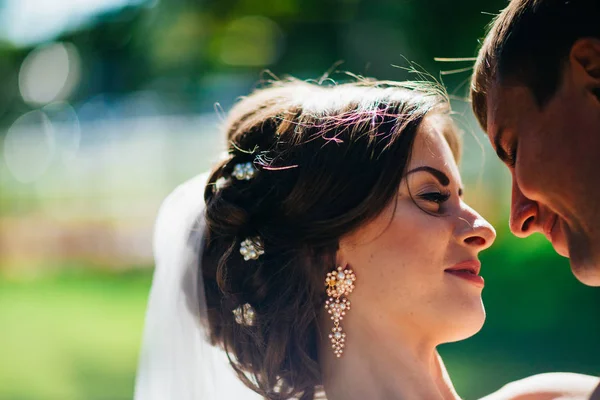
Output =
[{"x1": 405, "y1": 166, "x2": 450, "y2": 186}]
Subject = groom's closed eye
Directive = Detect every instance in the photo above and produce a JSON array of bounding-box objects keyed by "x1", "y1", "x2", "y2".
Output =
[{"x1": 493, "y1": 127, "x2": 517, "y2": 168}]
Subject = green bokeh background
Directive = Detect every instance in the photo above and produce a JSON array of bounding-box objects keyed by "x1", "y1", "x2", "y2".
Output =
[{"x1": 0, "y1": 0, "x2": 598, "y2": 399}]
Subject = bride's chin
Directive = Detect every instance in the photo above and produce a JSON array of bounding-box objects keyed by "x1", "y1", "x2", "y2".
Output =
[{"x1": 440, "y1": 305, "x2": 486, "y2": 343}]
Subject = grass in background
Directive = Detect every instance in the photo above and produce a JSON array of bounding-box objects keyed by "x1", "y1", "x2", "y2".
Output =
[{"x1": 0, "y1": 268, "x2": 153, "y2": 400}]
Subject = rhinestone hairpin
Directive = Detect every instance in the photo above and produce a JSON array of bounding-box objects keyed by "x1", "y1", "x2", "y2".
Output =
[
  {"x1": 240, "y1": 237, "x2": 264, "y2": 261},
  {"x1": 325, "y1": 266, "x2": 356, "y2": 358},
  {"x1": 233, "y1": 303, "x2": 256, "y2": 326},
  {"x1": 232, "y1": 162, "x2": 257, "y2": 180}
]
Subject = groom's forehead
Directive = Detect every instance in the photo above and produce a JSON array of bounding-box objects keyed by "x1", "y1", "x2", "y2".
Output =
[
  {"x1": 485, "y1": 85, "x2": 538, "y2": 139},
  {"x1": 484, "y1": 85, "x2": 514, "y2": 147}
]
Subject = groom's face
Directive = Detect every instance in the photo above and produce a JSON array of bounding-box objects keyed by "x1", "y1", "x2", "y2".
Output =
[{"x1": 485, "y1": 73, "x2": 600, "y2": 286}]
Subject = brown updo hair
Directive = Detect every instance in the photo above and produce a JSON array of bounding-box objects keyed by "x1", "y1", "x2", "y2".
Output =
[{"x1": 201, "y1": 78, "x2": 460, "y2": 400}]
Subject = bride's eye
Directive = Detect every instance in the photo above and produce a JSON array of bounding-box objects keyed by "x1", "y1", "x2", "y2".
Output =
[{"x1": 419, "y1": 191, "x2": 450, "y2": 204}]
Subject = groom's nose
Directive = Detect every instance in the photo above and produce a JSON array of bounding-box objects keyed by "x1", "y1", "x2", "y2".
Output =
[{"x1": 509, "y1": 179, "x2": 541, "y2": 238}]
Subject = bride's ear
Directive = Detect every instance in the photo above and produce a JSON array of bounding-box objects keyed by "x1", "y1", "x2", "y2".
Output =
[
  {"x1": 335, "y1": 239, "x2": 351, "y2": 268},
  {"x1": 335, "y1": 254, "x2": 347, "y2": 269}
]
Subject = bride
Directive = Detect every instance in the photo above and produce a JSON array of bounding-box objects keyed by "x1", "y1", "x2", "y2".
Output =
[{"x1": 133, "y1": 78, "x2": 597, "y2": 399}]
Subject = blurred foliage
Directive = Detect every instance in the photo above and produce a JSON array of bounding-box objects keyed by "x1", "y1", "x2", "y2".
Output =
[{"x1": 0, "y1": 0, "x2": 509, "y2": 128}]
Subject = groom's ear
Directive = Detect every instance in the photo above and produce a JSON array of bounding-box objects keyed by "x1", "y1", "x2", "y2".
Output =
[{"x1": 569, "y1": 38, "x2": 600, "y2": 102}]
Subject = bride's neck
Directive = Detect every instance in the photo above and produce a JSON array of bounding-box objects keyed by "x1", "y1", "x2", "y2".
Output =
[{"x1": 320, "y1": 317, "x2": 461, "y2": 400}]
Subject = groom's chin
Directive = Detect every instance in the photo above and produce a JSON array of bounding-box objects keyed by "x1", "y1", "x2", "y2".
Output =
[
  {"x1": 565, "y1": 233, "x2": 600, "y2": 286},
  {"x1": 570, "y1": 259, "x2": 600, "y2": 287}
]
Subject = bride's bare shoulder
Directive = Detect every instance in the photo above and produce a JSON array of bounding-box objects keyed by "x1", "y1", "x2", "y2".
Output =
[{"x1": 479, "y1": 373, "x2": 599, "y2": 400}]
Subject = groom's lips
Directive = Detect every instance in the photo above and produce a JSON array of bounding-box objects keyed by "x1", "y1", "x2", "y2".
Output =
[
  {"x1": 544, "y1": 214, "x2": 570, "y2": 258},
  {"x1": 543, "y1": 214, "x2": 558, "y2": 241},
  {"x1": 444, "y1": 260, "x2": 484, "y2": 288}
]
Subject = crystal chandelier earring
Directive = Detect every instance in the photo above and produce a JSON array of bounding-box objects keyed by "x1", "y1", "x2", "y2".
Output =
[{"x1": 324, "y1": 265, "x2": 356, "y2": 358}]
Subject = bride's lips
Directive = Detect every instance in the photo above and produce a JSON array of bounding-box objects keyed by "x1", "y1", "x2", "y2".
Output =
[{"x1": 444, "y1": 260, "x2": 484, "y2": 288}]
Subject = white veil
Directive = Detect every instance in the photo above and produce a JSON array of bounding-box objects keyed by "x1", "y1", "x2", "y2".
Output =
[{"x1": 134, "y1": 173, "x2": 262, "y2": 400}]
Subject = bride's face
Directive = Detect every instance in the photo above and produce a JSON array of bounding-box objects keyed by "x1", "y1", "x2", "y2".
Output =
[{"x1": 337, "y1": 115, "x2": 496, "y2": 345}]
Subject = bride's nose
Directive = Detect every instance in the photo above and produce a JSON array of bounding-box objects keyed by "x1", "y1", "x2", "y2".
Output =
[{"x1": 455, "y1": 204, "x2": 496, "y2": 251}]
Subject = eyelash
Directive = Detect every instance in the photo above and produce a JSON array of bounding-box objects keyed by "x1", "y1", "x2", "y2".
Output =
[
  {"x1": 419, "y1": 191, "x2": 451, "y2": 204},
  {"x1": 506, "y1": 143, "x2": 518, "y2": 168}
]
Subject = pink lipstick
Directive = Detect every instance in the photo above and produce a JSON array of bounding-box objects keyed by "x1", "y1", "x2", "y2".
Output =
[{"x1": 444, "y1": 261, "x2": 484, "y2": 288}]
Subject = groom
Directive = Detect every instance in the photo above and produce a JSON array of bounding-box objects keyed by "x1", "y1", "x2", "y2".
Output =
[{"x1": 471, "y1": 0, "x2": 600, "y2": 398}]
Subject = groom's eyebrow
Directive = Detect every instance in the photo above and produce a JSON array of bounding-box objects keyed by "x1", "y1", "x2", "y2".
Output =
[{"x1": 406, "y1": 166, "x2": 450, "y2": 186}]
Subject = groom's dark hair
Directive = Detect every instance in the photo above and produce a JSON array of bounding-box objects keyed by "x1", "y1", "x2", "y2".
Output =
[{"x1": 471, "y1": 0, "x2": 600, "y2": 129}]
